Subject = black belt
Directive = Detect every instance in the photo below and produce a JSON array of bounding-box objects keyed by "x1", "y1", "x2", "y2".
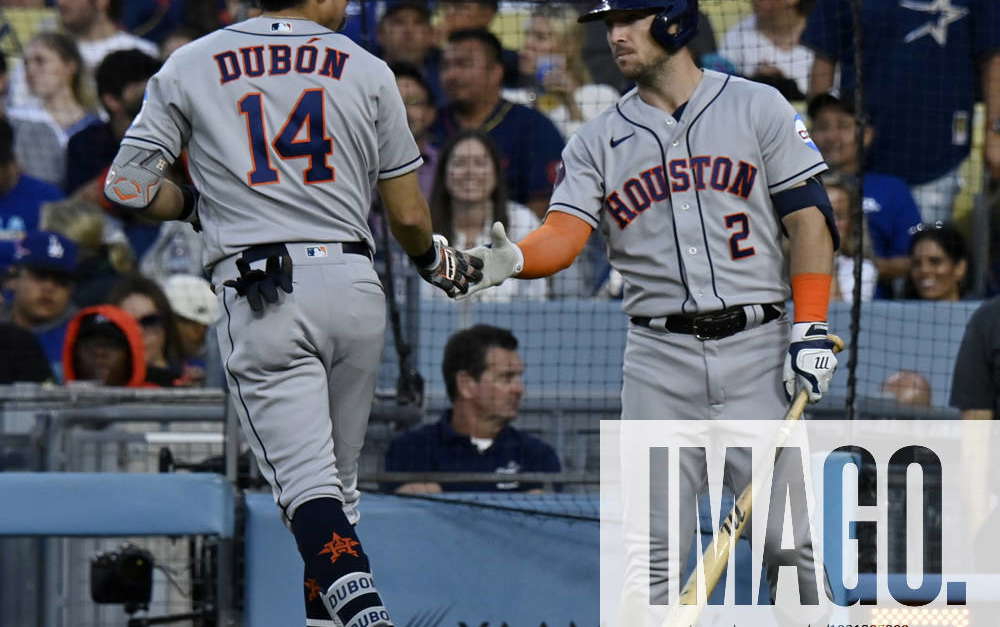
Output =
[
  {"x1": 341, "y1": 241, "x2": 372, "y2": 259},
  {"x1": 631, "y1": 303, "x2": 783, "y2": 341}
]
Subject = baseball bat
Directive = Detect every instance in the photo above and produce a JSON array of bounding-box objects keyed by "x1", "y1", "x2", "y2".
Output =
[{"x1": 664, "y1": 334, "x2": 845, "y2": 627}]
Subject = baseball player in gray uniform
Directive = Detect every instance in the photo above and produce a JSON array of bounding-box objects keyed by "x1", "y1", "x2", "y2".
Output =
[
  {"x1": 103, "y1": 1, "x2": 481, "y2": 626},
  {"x1": 464, "y1": 0, "x2": 839, "y2": 618}
]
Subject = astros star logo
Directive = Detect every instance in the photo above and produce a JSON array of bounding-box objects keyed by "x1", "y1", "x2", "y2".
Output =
[
  {"x1": 304, "y1": 578, "x2": 322, "y2": 602},
  {"x1": 317, "y1": 532, "x2": 360, "y2": 564},
  {"x1": 900, "y1": 0, "x2": 969, "y2": 46}
]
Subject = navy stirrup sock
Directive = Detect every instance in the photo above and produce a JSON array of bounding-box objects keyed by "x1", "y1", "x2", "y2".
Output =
[{"x1": 291, "y1": 497, "x2": 392, "y2": 626}]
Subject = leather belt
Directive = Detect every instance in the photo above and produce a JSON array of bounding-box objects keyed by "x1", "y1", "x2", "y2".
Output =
[
  {"x1": 340, "y1": 241, "x2": 372, "y2": 259},
  {"x1": 630, "y1": 303, "x2": 783, "y2": 341}
]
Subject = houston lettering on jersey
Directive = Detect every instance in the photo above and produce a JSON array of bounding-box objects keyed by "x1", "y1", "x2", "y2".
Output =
[
  {"x1": 605, "y1": 157, "x2": 758, "y2": 229},
  {"x1": 214, "y1": 41, "x2": 350, "y2": 84}
]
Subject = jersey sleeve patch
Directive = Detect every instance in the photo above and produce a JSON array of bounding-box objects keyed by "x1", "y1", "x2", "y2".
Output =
[{"x1": 794, "y1": 114, "x2": 820, "y2": 152}]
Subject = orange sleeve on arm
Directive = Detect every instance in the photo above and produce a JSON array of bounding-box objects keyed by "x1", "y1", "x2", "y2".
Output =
[
  {"x1": 517, "y1": 212, "x2": 593, "y2": 279},
  {"x1": 791, "y1": 273, "x2": 833, "y2": 323}
]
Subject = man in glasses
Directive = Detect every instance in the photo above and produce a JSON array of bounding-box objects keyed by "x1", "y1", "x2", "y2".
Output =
[{"x1": 1, "y1": 231, "x2": 79, "y2": 381}]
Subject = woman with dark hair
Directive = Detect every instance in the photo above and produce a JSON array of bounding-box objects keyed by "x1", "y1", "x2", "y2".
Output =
[
  {"x1": 107, "y1": 274, "x2": 185, "y2": 386},
  {"x1": 7, "y1": 32, "x2": 99, "y2": 187},
  {"x1": 428, "y1": 129, "x2": 546, "y2": 301},
  {"x1": 905, "y1": 223, "x2": 969, "y2": 302}
]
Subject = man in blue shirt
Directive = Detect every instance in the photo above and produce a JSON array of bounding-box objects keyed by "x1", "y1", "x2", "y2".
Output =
[
  {"x1": 385, "y1": 325, "x2": 561, "y2": 493},
  {"x1": 66, "y1": 49, "x2": 162, "y2": 260},
  {"x1": 802, "y1": 0, "x2": 1000, "y2": 224},
  {"x1": 432, "y1": 28, "x2": 565, "y2": 216},
  {"x1": 808, "y1": 93, "x2": 922, "y2": 296},
  {"x1": 0, "y1": 118, "x2": 64, "y2": 242},
  {"x1": 1, "y1": 231, "x2": 80, "y2": 381},
  {"x1": 376, "y1": 1, "x2": 444, "y2": 104}
]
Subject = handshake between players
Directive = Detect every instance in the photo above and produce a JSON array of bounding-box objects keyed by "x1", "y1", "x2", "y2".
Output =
[
  {"x1": 416, "y1": 222, "x2": 523, "y2": 300},
  {"x1": 425, "y1": 220, "x2": 838, "y2": 407}
]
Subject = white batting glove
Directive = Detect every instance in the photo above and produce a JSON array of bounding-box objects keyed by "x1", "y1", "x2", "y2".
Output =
[
  {"x1": 783, "y1": 322, "x2": 837, "y2": 403},
  {"x1": 457, "y1": 222, "x2": 524, "y2": 301}
]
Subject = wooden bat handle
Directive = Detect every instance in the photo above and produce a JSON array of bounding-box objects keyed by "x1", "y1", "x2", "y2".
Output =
[{"x1": 664, "y1": 334, "x2": 844, "y2": 626}]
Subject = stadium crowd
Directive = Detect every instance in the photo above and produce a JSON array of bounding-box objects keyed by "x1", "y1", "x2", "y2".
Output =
[{"x1": 0, "y1": 0, "x2": 996, "y2": 451}]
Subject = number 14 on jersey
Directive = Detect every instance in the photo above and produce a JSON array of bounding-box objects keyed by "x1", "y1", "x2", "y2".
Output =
[{"x1": 239, "y1": 88, "x2": 335, "y2": 186}]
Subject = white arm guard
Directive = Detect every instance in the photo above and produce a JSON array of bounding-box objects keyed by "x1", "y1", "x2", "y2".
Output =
[{"x1": 104, "y1": 145, "x2": 170, "y2": 210}]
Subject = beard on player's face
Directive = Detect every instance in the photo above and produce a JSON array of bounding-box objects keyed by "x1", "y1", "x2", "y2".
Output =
[{"x1": 619, "y1": 50, "x2": 670, "y2": 86}]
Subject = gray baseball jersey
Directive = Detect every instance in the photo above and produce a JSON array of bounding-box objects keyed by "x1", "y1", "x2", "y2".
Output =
[
  {"x1": 550, "y1": 70, "x2": 827, "y2": 317},
  {"x1": 558, "y1": 71, "x2": 831, "y2": 616},
  {"x1": 122, "y1": 16, "x2": 421, "y2": 268}
]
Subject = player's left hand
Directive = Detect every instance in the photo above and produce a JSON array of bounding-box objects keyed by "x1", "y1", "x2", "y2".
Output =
[
  {"x1": 417, "y1": 234, "x2": 484, "y2": 298},
  {"x1": 783, "y1": 322, "x2": 837, "y2": 403}
]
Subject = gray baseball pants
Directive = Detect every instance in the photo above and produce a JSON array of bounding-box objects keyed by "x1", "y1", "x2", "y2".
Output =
[
  {"x1": 618, "y1": 316, "x2": 824, "y2": 619},
  {"x1": 212, "y1": 242, "x2": 386, "y2": 527}
]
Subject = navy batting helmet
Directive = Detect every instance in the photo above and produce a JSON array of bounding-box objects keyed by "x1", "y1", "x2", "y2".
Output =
[{"x1": 578, "y1": 0, "x2": 699, "y2": 53}]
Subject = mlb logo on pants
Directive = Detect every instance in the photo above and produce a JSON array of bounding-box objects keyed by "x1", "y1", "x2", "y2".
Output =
[{"x1": 307, "y1": 246, "x2": 328, "y2": 258}]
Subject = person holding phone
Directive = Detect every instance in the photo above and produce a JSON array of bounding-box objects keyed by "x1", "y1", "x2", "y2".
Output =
[{"x1": 507, "y1": 3, "x2": 620, "y2": 137}]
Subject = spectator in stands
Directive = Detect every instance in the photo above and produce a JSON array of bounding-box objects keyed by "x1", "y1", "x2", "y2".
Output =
[
  {"x1": 39, "y1": 197, "x2": 135, "y2": 307},
  {"x1": 506, "y1": 3, "x2": 620, "y2": 138},
  {"x1": 62, "y1": 305, "x2": 148, "y2": 387},
  {"x1": 377, "y1": 1, "x2": 442, "y2": 102},
  {"x1": 826, "y1": 173, "x2": 876, "y2": 303},
  {"x1": 437, "y1": 0, "x2": 520, "y2": 87},
  {"x1": 162, "y1": 274, "x2": 221, "y2": 387},
  {"x1": 385, "y1": 325, "x2": 561, "y2": 493},
  {"x1": 66, "y1": 49, "x2": 161, "y2": 194},
  {"x1": 881, "y1": 370, "x2": 932, "y2": 407},
  {"x1": 719, "y1": 0, "x2": 814, "y2": 100},
  {"x1": 121, "y1": 0, "x2": 187, "y2": 46},
  {"x1": 56, "y1": 0, "x2": 159, "y2": 70},
  {"x1": 905, "y1": 223, "x2": 969, "y2": 302},
  {"x1": 7, "y1": 33, "x2": 100, "y2": 188},
  {"x1": 392, "y1": 62, "x2": 439, "y2": 198},
  {"x1": 0, "y1": 117, "x2": 65, "y2": 242},
  {"x1": 108, "y1": 274, "x2": 184, "y2": 387},
  {"x1": 68, "y1": 48, "x2": 164, "y2": 261},
  {"x1": 429, "y1": 130, "x2": 546, "y2": 301},
  {"x1": 1, "y1": 231, "x2": 79, "y2": 379},
  {"x1": 160, "y1": 24, "x2": 203, "y2": 60},
  {"x1": 433, "y1": 29, "x2": 565, "y2": 217},
  {"x1": 951, "y1": 296, "x2": 1000, "y2": 420},
  {"x1": 138, "y1": 221, "x2": 205, "y2": 284},
  {"x1": 808, "y1": 93, "x2": 922, "y2": 297},
  {"x1": 802, "y1": 0, "x2": 1000, "y2": 223},
  {"x1": 0, "y1": 322, "x2": 53, "y2": 383}
]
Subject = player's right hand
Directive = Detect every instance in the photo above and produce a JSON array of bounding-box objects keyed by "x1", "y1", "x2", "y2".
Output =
[
  {"x1": 458, "y1": 222, "x2": 524, "y2": 301},
  {"x1": 783, "y1": 322, "x2": 837, "y2": 403},
  {"x1": 417, "y1": 234, "x2": 484, "y2": 298}
]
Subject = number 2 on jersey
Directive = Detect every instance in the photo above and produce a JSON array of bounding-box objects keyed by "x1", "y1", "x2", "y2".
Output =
[
  {"x1": 238, "y1": 88, "x2": 334, "y2": 186},
  {"x1": 724, "y1": 213, "x2": 755, "y2": 260}
]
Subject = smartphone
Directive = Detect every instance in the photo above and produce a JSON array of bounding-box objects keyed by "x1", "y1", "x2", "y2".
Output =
[{"x1": 535, "y1": 54, "x2": 566, "y2": 85}]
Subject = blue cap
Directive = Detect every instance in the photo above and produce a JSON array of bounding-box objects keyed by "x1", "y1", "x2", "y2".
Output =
[{"x1": 14, "y1": 231, "x2": 79, "y2": 275}]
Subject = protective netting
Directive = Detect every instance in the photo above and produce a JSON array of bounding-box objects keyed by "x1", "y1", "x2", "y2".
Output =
[{"x1": 0, "y1": 0, "x2": 994, "y2": 583}]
